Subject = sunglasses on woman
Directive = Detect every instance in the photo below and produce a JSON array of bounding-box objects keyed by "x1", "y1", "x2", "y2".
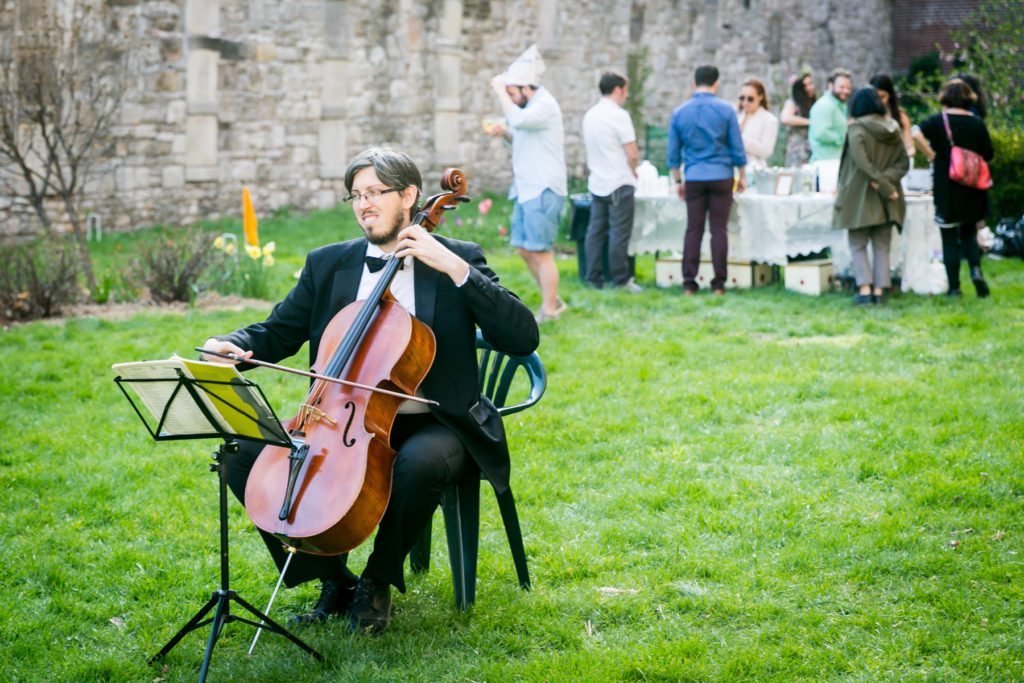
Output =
[{"x1": 738, "y1": 95, "x2": 757, "y2": 103}]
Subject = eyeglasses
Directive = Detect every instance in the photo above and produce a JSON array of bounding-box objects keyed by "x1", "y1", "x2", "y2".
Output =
[
  {"x1": 738, "y1": 95, "x2": 757, "y2": 103},
  {"x1": 343, "y1": 187, "x2": 402, "y2": 204}
]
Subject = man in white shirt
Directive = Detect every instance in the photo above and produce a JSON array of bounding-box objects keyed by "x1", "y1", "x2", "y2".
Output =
[
  {"x1": 488, "y1": 45, "x2": 568, "y2": 322},
  {"x1": 581, "y1": 72, "x2": 640, "y2": 292}
]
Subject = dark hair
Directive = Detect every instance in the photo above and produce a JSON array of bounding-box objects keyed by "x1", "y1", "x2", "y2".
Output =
[
  {"x1": 847, "y1": 87, "x2": 886, "y2": 119},
  {"x1": 792, "y1": 72, "x2": 816, "y2": 117},
  {"x1": 344, "y1": 146, "x2": 422, "y2": 219},
  {"x1": 938, "y1": 78, "x2": 978, "y2": 111},
  {"x1": 739, "y1": 78, "x2": 770, "y2": 112},
  {"x1": 598, "y1": 72, "x2": 628, "y2": 96},
  {"x1": 956, "y1": 73, "x2": 987, "y2": 119},
  {"x1": 694, "y1": 65, "x2": 719, "y2": 87},
  {"x1": 869, "y1": 74, "x2": 903, "y2": 122}
]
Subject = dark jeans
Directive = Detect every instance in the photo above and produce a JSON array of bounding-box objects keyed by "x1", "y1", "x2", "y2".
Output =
[
  {"x1": 226, "y1": 412, "x2": 468, "y2": 593},
  {"x1": 585, "y1": 185, "x2": 635, "y2": 287},
  {"x1": 683, "y1": 179, "x2": 734, "y2": 291},
  {"x1": 939, "y1": 222, "x2": 981, "y2": 291}
]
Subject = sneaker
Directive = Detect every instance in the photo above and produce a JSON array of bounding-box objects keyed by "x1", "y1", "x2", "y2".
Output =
[
  {"x1": 853, "y1": 293, "x2": 872, "y2": 306},
  {"x1": 618, "y1": 278, "x2": 643, "y2": 294},
  {"x1": 289, "y1": 578, "x2": 356, "y2": 625},
  {"x1": 348, "y1": 576, "x2": 392, "y2": 635}
]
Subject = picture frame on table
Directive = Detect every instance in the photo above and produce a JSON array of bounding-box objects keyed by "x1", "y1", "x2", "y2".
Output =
[{"x1": 774, "y1": 172, "x2": 795, "y2": 196}]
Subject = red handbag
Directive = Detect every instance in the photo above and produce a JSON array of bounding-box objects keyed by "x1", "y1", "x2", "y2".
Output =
[{"x1": 942, "y1": 112, "x2": 993, "y2": 190}]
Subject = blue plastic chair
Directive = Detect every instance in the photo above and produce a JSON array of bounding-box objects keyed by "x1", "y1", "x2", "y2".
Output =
[{"x1": 408, "y1": 330, "x2": 546, "y2": 609}]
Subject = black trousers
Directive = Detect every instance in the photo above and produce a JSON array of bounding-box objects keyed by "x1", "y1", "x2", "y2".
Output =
[
  {"x1": 939, "y1": 222, "x2": 981, "y2": 291},
  {"x1": 226, "y1": 412, "x2": 468, "y2": 593}
]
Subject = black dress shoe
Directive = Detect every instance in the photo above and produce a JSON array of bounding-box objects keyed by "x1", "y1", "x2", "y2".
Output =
[
  {"x1": 290, "y1": 578, "x2": 356, "y2": 625},
  {"x1": 348, "y1": 576, "x2": 392, "y2": 635}
]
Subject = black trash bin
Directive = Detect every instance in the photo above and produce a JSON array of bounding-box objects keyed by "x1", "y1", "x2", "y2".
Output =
[
  {"x1": 569, "y1": 192, "x2": 636, "y2": 284},
  {"x1": 568, "y1": 193, "x2": 592, "y2": 282}
]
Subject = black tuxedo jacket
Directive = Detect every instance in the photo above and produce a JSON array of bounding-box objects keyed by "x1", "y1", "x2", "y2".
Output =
[{"x1": 220, "y1": 235, "x2": 540, "y2": 492}]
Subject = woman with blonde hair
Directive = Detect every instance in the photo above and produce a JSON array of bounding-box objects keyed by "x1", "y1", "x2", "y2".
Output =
[{"x1": 736, "y1": 78, "x2": 779, "y2": 173}]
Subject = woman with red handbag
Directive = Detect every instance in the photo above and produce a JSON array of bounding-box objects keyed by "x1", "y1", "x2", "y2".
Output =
[{"x1": 918, "y1": 79, "x2": 995, "y2": 298}]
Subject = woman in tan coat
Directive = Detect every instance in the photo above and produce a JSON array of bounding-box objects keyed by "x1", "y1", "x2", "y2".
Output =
[{"x1": 833, "y1": 87, "x2": 909, "y2": 305}]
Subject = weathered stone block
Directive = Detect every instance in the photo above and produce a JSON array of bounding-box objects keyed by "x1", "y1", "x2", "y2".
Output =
[
  {"x1": 186, "y1": 115, "x2": 218, "y2": 167},
  {"x1": 163, "y1": 165, "x2": 185, "y2": 188},
  {"x1": 187, "y1": 49, "x2": 219, "y2": 108},
  {"x1": 186, "y1": 0, "x2": 220, "y2": 36},
  {"x1": 156, "y1": 70, "x2": 182, "y2": 93},
  {"x1": 232, "y1": 160, "x2": 257, "y2": 180}
]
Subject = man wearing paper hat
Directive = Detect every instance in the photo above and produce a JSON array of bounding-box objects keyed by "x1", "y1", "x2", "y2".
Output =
[{"x1": 487, "y1": 45, "x2": 568, "y2": 323}]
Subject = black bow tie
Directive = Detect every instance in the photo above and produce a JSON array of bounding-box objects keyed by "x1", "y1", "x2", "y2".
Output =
[{"x1": 365, "y1": 254, "x2": 403, "y2": 273}]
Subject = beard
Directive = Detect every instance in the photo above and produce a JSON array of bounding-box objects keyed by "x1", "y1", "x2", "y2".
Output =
[{"x1": 365, "y1": 210, "x2": 406, "y2": 246}]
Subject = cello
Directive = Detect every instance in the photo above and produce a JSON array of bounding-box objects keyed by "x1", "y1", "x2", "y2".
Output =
[{"x1": 242, "y1": 169, "x2": 470, "y2": 556}]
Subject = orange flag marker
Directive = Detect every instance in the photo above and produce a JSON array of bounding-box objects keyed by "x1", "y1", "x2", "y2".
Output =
[{"x1": 242, "y1": 187, "x2": 259, "y2": 246}]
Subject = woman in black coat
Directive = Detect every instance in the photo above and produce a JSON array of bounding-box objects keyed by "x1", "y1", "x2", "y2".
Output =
[{"x1": 919, "y1": 79, "x2": 995, "y2": 298}]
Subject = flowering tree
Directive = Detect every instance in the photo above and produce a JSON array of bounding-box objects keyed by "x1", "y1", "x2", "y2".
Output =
[{"x1": 948, "y1": 0, "x2": 1023, "y2": 125}]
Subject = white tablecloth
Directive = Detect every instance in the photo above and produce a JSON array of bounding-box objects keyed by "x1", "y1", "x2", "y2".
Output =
[{"x1": 628, "y1": 193, "x2": 944, "y2": 293}]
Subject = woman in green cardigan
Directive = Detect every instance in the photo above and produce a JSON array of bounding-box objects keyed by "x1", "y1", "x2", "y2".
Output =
[{"x1": 833, "y1": 87, "x2": 909, "y2": 305}]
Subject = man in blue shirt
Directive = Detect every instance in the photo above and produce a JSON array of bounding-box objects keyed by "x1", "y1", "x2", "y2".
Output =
[{"x1": 668, "y1": 65, "x2": 747, "y2": 294}]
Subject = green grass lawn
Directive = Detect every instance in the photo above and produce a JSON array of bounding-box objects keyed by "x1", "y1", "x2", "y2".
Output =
[{"x1": 2, "y1": 204, "x2": 1023, "y2": 681}]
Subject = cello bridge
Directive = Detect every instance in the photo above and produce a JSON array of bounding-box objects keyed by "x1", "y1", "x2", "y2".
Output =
[{"x1": 299, "y1": 403, "x2": 337, "y2": 426}]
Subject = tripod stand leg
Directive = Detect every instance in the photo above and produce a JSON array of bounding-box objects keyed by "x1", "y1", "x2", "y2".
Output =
[
  {"x1": 147, "y1": 593, "x2": 219, "y2": 665},
  {"x1": 232, "y1": 592, "x2": 322, "y2": 661},
  {"x1": 248, "y1": 547, "x2": 295, "y2": 655},
  {"x1": 198, "y1": 593, "x2": 230, "y2": 683}
]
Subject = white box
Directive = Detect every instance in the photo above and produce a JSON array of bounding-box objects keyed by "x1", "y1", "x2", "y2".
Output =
[
  {"x1": 655, "y1": 257, "x2": 684, "y2": 287},
  {"x1": 784, "y1": 260, "x2": 833, "y2": 295},
  {"x1": 656, "y1": 258, "x2": 774, "y2": 289}
]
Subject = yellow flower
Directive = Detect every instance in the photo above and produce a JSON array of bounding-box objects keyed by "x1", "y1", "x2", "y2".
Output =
[
  {"x1": 262, "y1": 241, "x2": 277, "y2": 256},
  {"x1": 224, "y1": 242, "x2": 237, "y2": 255},
  {"x1": 245, "y1": 244, "x2": 262, "y2": 260},
  {"x1": 213, "y1": 235, "x2": 225, "y2": 250},
  {"x1": 263, "y1": 254, "x2": 276, "y2": 267}
]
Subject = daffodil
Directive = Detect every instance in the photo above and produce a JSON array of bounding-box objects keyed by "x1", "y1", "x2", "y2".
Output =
[
  {"x1": 224, "y1": 242, "x2": 237, "y2": 255},
  {"x1": 262, "y1": 241, "x2": 276, "y2": 256},
  {"x1": 213, "y1": 235, "x2": 225, "y2": 250},
  {"x1": 245, "y1": 244, "x2": 262, "y2": 260},
  {"x1": 263, "y1": 254, "x2": 276, "y2": 267}
]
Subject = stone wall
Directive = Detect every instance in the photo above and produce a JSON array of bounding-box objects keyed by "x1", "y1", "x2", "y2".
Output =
[{"x1": 1, "y1": 0, "x2": 895, "y2": 239}]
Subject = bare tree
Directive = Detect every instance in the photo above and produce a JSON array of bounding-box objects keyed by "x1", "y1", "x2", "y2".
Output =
[{"x1": 0, "y1": 1, "x2": 130, "y2": 292}]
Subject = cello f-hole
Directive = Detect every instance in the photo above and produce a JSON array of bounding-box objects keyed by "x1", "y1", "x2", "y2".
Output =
[{"x1": 341, "y1": 401, "x2": 357, "y2": 447}]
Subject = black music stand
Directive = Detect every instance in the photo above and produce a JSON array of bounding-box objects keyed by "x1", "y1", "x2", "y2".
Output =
[{"x1": 113, "y1": 361, "x2": 322, "y2": 681}]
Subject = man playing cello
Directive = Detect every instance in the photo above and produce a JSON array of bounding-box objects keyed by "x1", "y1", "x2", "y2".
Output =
[{"x1": 200, "y1": 146, "x2": 539, "y2": 634}]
